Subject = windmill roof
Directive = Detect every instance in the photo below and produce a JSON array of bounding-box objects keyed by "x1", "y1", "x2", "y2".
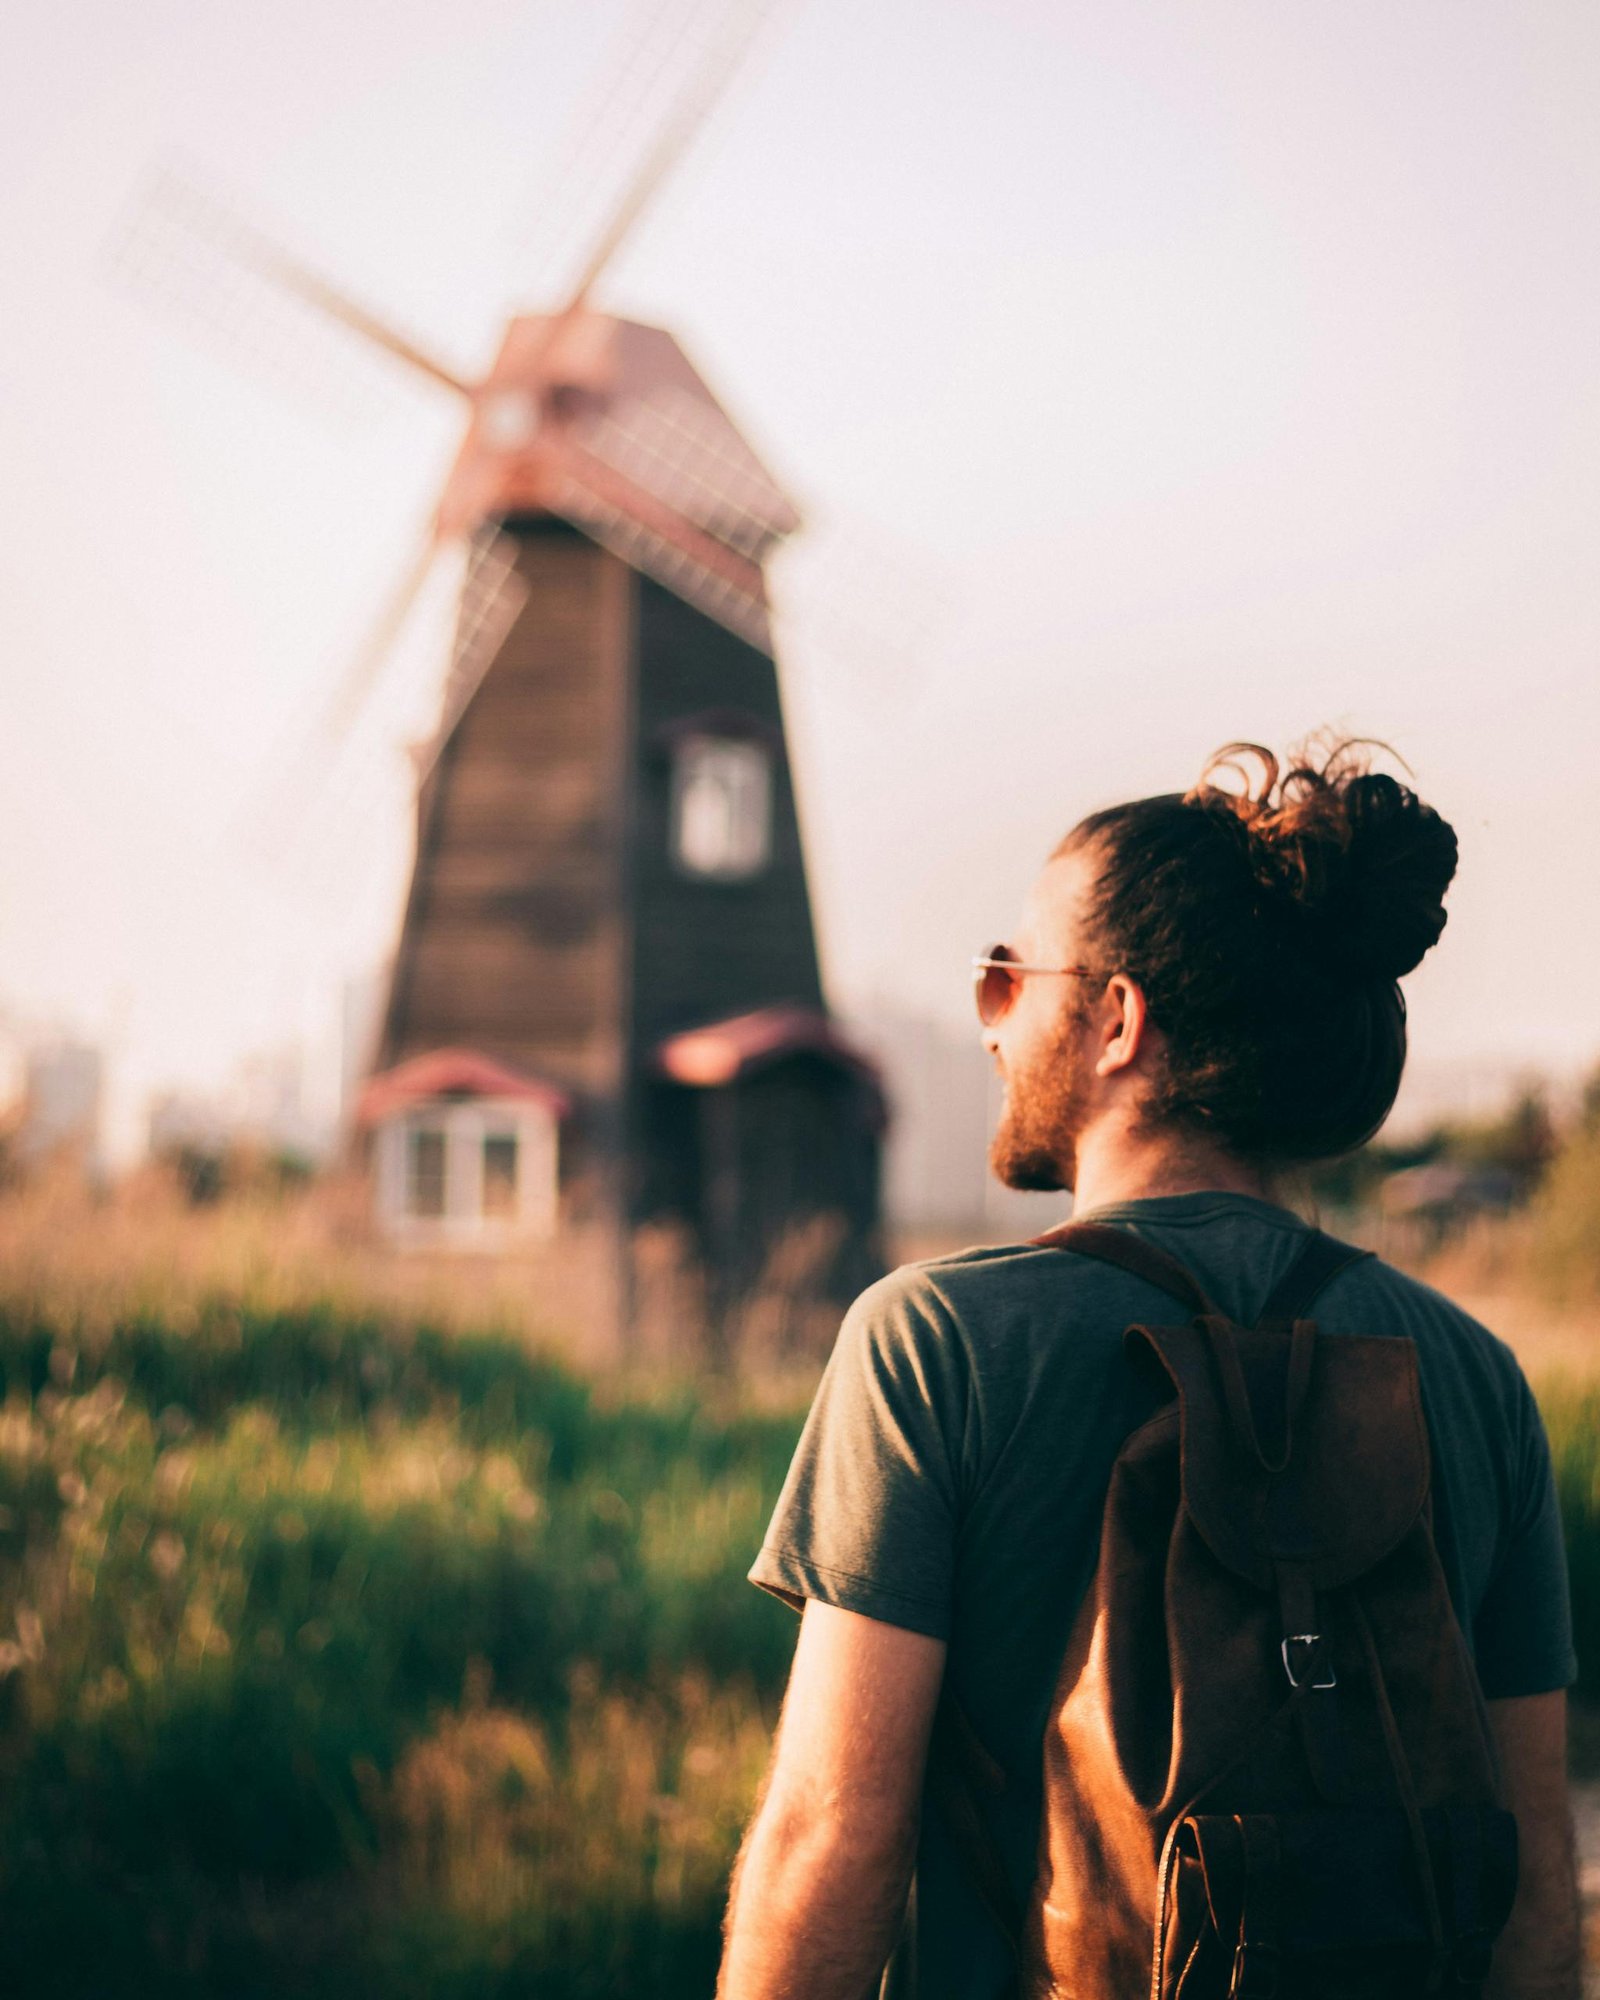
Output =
[
  {"x1": 496, "y1": 313, "x2": 800, "y2": 538},
  {"x1": 355, "y1": 1047, "x2": 570, "y2": 1125},
  {"x1": 436, "y1": 313, "x2": 799, "y2": 653},
  {"x1": 653, "y1": 1006, "x2": 883, "y2": 1093}
]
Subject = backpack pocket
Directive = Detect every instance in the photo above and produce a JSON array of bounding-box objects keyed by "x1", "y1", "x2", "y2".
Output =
[{"x1": 1165, "y1": 1805, "x2": 1518, "y2": 1998}]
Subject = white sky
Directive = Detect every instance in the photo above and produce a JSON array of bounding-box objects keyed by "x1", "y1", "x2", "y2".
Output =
[{"x1": 2, "y1": 0, "x2": 1597, "y2": 1154}]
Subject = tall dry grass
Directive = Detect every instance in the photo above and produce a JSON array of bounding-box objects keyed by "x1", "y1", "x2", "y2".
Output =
[
  {"x1": 0, "y1": 1174, "x2": 808, "y2": 1997},
  {"x1": 0, "y1": 1164, "x2": 626, "y2": 1357},
  {"x1": 4, "y1": 1167, "x2": 1600, "y2": 1994}
]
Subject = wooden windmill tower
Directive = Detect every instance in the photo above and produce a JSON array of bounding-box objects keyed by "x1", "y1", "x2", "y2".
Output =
[{"x1": 118, "y1": 3, "x2": 885, "y2": 1342}]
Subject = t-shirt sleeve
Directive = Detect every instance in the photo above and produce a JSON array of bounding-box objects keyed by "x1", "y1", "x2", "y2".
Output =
[
  {"x1": 1471, "y1": 1368, "x2": 1578, "y2": 1699},
  {"x1": 749, "y1": 1267, "x2": 967, "y2": 1640}
]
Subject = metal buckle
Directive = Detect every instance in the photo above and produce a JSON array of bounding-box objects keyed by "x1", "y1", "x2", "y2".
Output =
[
  {"x1": 1230, "y1": 1940, "x2": 1281, "y2": 1998},
  {"x1": 1280, "y1": 1633, "x2": 1336, "y2": 1690}
]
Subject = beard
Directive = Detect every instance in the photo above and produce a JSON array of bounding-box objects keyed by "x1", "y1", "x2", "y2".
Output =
[{"x1": 989, "y1": 1014, "x2": 1092, "y2": 1193}]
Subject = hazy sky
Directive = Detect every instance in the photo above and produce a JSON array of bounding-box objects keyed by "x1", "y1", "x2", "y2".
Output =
[{"x1": 2, "y1": 0, "x2": 1597, "y2": 1152}]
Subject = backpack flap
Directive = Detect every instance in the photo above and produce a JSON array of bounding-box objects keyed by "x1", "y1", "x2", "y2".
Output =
[{"x1": 1127, "y1": 1318, "x2": 1431, "y2": 1592}]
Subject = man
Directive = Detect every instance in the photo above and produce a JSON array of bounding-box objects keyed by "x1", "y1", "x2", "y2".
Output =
[{"x1": 718, "y1": 744, "x2": 1581, "y2": 2000}]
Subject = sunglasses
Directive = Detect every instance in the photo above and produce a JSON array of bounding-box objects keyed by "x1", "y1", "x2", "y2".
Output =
[{"x1": 972, "y1": 944, "x2": 1098, "y2": 1027}]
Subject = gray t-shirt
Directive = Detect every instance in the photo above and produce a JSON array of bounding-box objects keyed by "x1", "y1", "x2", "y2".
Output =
[{"x1": 750, "y1": 1192, "x2": 1576, "y2": 2000}]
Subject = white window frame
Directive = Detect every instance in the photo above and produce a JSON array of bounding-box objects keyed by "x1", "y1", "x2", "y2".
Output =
[
  {"x1": 374, "y1": 1096, "x2": 559, "y2": 1248},
  {"x1": 670, "y1": 735, "x2": 772, "y2": 881}
]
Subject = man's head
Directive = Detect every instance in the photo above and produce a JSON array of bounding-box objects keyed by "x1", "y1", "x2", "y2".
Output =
[
  {"x1": 982, "y1": 845, "x2": 1141, "y2": 1191},
  {"x1": 983, "y1": 739, "x2": 1460, "y2": 1191}
]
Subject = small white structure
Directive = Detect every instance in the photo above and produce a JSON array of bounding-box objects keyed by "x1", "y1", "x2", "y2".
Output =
[
  {"x1": 20, "y1": 1038, "x2": 104, "y2": 1171},
  {"x1": 356, "y1": 1048, "x2": 567, "y2": 1249}
]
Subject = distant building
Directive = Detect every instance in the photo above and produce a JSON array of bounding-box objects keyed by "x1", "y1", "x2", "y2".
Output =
[
  {"x1": 0, "y1": 1014, "x2": 24, "y2": 1117},
  {"x1": 847, "y1": 1006, "x2": 1067, "y2": 1245},
  {"x1": 855, "y1": 1008, "x2": 990, "y2": 1230},
  {"x1": 1374, "y1": 1161, "x2": 1522, "y2": 1262},
  {"x1": 340, "y1": 967, "x2": 388, "y2": 1125},
  {"x1": 231, "y1": 1043, "x2": 325, "y2": 1160},
  {"x1": 142, "y1": 1039, "x2": 334, "y2": 1190},
  {"x1": 19, "y1": 1040, "x2": 104, "y2": 1172},
  {"x1": 355, "y1": 1047, "x2": 565, "y2": 1249},
  {"x1": 146, "y1": 1089, "x2": 230, "y2": 1161},
  {"x1": 358, "y1": 320, "x2": 887, "y2": 1318}
]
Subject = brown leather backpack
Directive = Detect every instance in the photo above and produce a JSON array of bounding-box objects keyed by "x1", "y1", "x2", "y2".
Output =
[{"x1": 930, "y1": 1221, "x2": 1518, "y2": 2000}]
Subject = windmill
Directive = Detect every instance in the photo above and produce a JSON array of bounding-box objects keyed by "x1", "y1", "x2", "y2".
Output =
[{"x1": 114, "y1": 0, "x2": 886, "y2": 1350}]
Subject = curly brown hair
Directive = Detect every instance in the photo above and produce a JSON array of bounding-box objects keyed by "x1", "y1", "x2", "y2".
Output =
[{"x1": 1057, "y1": 739, "x2": 1459, "y2": 1161}]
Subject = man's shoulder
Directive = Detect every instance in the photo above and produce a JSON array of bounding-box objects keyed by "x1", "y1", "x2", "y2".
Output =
[
  {"x1": 863, "y1": 1237, "x2": 1105, "y2": 1304},
  {"x1": 861, "y1": 1233, "x2": 1525, "y2": 1364},
  {"x1": 1329, "y1": 1251, "x2": 1527, "y2": 1391},
  {"x1": 844, "y1": 1237, "x2": 1154, "y2": 1358},
  {"x1": 1332, "y1": 1249, "x2": 1514, "y2": 1343},
  {"x1": 840, "y1": 1243, "x2": 1050, "y2": 1340},
  {"x1": 846, "y1": 1232, "x2": 1530, "y2": 1397}
]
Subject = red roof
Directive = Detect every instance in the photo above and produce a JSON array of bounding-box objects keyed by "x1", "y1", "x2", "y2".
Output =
[
  {"x1": 653, "y1": 1006, "x2": 883, "y2": 1092},
  {"x1": 355, "y1": 1048, "x2": 570, "y2": 1127},
  {"x1": 433, "y1": 314, "x2": 800, "y2": 659}
]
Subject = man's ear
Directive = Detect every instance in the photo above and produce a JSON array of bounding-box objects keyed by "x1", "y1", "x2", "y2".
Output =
[{"x1": 1094, "y1": 974, "x2": 1149, "y2": 1079}]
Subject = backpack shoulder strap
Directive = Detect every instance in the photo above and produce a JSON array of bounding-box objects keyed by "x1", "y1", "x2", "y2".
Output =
[
  {"x1": 1255, "y1": 1229, "x2": 1373, "y2": 1326},
  {"x1": 1035, "y1": 1217, "x2": 1373, "y2": 1328},
  {"x1": 1031, "y1": 1218, "x2": 1221, "y2": 1319}
]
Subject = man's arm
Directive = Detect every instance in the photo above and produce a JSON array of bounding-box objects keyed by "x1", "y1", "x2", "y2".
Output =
[
  {"x1": 719, "y1": 1599, "x2": 947, "y2": 2000},
  {"x1": 1485, "y1": 1690, "x2": 1583, "y2": 2000}
]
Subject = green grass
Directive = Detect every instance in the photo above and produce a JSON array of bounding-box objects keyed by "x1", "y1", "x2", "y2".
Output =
[
  {"x1": 0, "y1": 1293, "x2": 806, "y2": 1997},
  {"x1": 1536, "y1": 1376, "x2": 1600, "y2": 1712},
  {"x1": 1526, "y1": 1120, "x2": 1600, "y2": 1306},
  {"x1": 5, "y1": 1252, "x2": 1600, "y2": 1995}
]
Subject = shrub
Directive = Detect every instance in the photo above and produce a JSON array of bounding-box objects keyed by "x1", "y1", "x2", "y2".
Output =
[
  {"x1": 0, "y1": 1326, "x2": 805, "y2": 1995},
  {"x1": 1525, "y1": 1121, "x2": 1600, "y2": 1306}
]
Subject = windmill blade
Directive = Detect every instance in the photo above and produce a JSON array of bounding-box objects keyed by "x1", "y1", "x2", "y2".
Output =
[
  {"x1": 263, "y1": 532, "x2": 528, "y2": 921},
  {"x1": 411, "y1": 528, "x2": 533, "y2": 786},
  {"x1": 516, "y1": 0, "x2": 778, "y2": 298},
  {"x1": 557, "y1": 0, "x2": 779, "y2": 320},
  {"x1": 547, "y1": 445, "x2": 774, "y2": 652},
  {"x1": 574, "y1": 382, "x2": 798, "y2": 558},
  {"x1": 320, "y1": 534, "x2": 452, "y2": 745},
  {"x1": 764, "y1": 510, "x2": 957, "y2": 703},
  {"x1": 513, "y1": 0, "x2": 784, "y2": 375},
  {"x1": 548, "y1": 431, "x2": 947, "y2": 697},
  {"x1": 240, "y1": 532, "x2": 448, "y2": 855},
  {"x1": 108, "y1": 161, "x2": 473, "y2": 409}
]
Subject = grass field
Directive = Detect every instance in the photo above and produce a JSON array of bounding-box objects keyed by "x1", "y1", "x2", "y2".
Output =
[
  {"x1": 1, "y1": 1179, "x2": 1597, "y2": 1996},
  {"x1": 0, "y1": 1183, "x2": 809, "y2": 1997}
]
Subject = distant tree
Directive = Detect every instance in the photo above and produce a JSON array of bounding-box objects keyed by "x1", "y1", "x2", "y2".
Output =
[
  {"x1": 1577, "y1": 1061, "x2": 1600, "y2": 1138},
  {"x1": 156, "y1": 1140, "x2": 317, "y2": 1206},
  {"x1": 1307, "y1": 1134, "x2": 1440, "y2": 1212},
  {"x1": 166, "y1": 1142, "x2": 226, "y2": 1205},
  {"x1": 1527, "y1": 1115, "x2": 1600, "y2": 1303},
  {"x1": 1441, "y1": 1084, "x2": 1557, "y2": 1190},
  {"x1": 1308, "y1": 1080, "x2": 1559, "y2": 1219}
]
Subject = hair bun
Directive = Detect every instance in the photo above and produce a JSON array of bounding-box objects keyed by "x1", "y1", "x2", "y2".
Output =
[
  {"x1": 1316, "y1": 771, "x2": 1458, "y2": 978},
  {"x1": 1194, "y1": 743, "x2": 1459, "y2": 983}
]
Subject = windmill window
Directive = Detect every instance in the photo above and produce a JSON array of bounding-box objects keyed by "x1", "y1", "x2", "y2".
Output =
[
  {"x1": 672, "y1": 737, "x2": 771, "y2": 880},
  {"x1": 482, "y1": 1132, "x2": 519, "y2": 1218},
  {"x1": 405, "y1": 1126, "x2": 448, "y2": 1218},
  {"x1": 376, "y1": 1094, "x2": 559, "y2": 1245}
]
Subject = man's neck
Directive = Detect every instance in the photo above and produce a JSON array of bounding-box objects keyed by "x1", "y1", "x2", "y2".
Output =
[{"x1": 1069, "y1": 1119, "x2": 1273, "y2": 1217}]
